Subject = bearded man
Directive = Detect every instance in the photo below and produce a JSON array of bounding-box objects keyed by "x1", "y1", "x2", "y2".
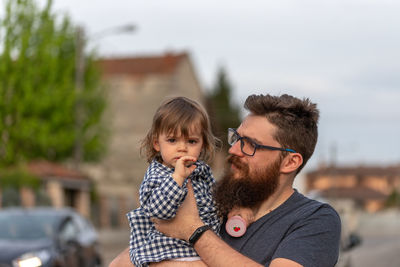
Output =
[{"x1": 110, "y1": 94, "x2": 341, "y2": 267}]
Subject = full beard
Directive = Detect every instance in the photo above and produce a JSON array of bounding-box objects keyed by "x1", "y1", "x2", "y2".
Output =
[{"x1": 214, "y1": 154, "x2": 282, "y2": 218}]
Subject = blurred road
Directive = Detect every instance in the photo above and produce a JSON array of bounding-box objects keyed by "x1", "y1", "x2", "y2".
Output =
[
  {"x1": 351, "y1": 211, "x2": 400, "y2": 267},
  {"x1": 98, "y1": 210, "x2": 400, "y2": 267},
  {"x1": 351, "y1": 233, "x2": 400, "y2": 267},
  {"x1": 99, "y1": 228, "x2": 130, "y2": 267}
]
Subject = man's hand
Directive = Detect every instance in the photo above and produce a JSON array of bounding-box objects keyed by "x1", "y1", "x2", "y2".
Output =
[{"x1": 152, "y1": 179, "x2": 204, "y2": 241}]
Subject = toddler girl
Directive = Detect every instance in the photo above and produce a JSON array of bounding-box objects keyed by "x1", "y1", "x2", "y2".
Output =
[{"x1": 126, "y1": 96, "x2": 220, "y2": 266}]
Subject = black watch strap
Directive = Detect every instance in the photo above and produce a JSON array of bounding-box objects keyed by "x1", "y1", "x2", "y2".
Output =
[{"x1": 189, "y1": 225, "x2": 211, "y2": 246}]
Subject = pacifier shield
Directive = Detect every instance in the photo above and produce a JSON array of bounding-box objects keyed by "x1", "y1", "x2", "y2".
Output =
[{"x1": 226, "y1": 215, "x2": 247, "y2": 237}]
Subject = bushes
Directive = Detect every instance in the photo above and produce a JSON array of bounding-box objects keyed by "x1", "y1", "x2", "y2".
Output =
[{"x1": 0, "y1": 167, "x2": 50, "y2": 207}]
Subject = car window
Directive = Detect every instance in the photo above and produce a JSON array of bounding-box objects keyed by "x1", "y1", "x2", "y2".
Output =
[
  {"x1": 0, "y1": 214, "x2": 52, "y2": 240},
  {"x1": 74, "y1": 213, "x2": 95, "y2": 232},
  {"x1": 59, "y1": 219, "x2": 79, "y2": 242}
]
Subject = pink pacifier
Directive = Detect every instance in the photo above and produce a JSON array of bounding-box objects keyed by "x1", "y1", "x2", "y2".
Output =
[{"x1": 225, "y1": 215, "x2": 247, "y2": 237}]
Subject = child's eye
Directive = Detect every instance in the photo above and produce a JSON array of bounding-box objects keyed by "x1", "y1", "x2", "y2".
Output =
[
  {"x1": 167, "y1": 138, "x2": 176, "y2": 143},
  {"x1": 188, "y1": 139, "x2": 198, "y2": 144}
]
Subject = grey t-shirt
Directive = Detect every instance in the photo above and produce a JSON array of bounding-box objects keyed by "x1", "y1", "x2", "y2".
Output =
[{"x1": 220, "y1": 190, "x2": 341, "y2": 267}]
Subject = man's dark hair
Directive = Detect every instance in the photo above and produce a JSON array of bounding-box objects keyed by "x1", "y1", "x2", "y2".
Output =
[{"x1": 244, "y1": 94, "x2": 319, "y2": 173}]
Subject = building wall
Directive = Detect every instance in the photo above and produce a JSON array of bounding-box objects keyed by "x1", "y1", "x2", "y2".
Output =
[
  {"x1": 82, "y1": 56, "x2": 207, "y2": 228},
  {"x1": 306, "y1": 167, "x2": 400, "y2": 212},
  {"x1": 310, "y1": 175, "x2": 358, "y2": 190},
  {"x1": 362, "y1": 176, "x2": 390, "y2": 194}
]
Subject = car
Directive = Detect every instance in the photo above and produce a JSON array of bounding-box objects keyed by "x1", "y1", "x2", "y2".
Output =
[{"x1": 0, "y1": 207, "x2": 102, "y2": 267}]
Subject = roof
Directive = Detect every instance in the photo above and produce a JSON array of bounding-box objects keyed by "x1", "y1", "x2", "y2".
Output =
[
  {"x1": 307, "y1": 165, "x2": 400, "y2": 178},
  {"x1": 27, "y1": 160, "x2": 88, "y2": 181},
  {"x1": 98, "y1": 52, "x2": 188, "y2": 77},
  {"x1": 319, "y1": 187, "x2": 387, "y2": 201}
]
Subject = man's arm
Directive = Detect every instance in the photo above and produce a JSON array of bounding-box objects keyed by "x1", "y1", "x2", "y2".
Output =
[
  {"x1": 193, "y1": 231, "x2": 302, "y2": 267},
  {"x1": 153, "y1": 180, "x2": 263, "y2": 267},
  {"x1": 108, "y1": 247, "x2": 207, "y2": 267},
  {"x1": 113, "y1": 180, "x2": 302, "y2": 267},
  {"x1": 109, "y1": 247, "x2": 134, "y2": 267},
  {"x1": 108, "y1": 246, "x2": 301, "y2": 267}
]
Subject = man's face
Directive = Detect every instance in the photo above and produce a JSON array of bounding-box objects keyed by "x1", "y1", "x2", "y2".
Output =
[
  {"x1": 214, "y1": 115, "x2": 285, "y2": 217},
  {"x1": 214, "y1": 153, "x2": 282, "y2": 218},
  {"x1": 228, "y1": 115, "x2": 283, "y2": 178}
]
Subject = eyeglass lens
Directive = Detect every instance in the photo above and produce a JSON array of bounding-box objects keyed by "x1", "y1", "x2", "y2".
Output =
[{"x1": 228, "y1": 129, "x2": 256, "y2": 156}]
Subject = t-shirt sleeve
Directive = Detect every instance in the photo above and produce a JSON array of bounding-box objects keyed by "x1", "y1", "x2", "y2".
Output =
[{"x1": 272, "y1": 204, "x2": 341, "y2": 267}]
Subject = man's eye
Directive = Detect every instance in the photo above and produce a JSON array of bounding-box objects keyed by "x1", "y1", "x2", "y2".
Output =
[{"x1": 244, "y1": 138, "x2": 256, "y2": 148}]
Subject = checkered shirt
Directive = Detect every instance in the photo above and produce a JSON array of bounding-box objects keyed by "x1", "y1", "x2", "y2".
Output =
[{"x1": 127, "y1": 160, "x2": 220, "y2": 267}]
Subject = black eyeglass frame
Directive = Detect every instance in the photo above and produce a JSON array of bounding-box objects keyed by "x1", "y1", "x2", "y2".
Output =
[{"x1": 228, "y1": 128, "x2": 297, "y2": 156}]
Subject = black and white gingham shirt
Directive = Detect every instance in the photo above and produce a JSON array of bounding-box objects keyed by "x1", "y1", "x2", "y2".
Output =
[{"x1": 127, "y1": 160, "x2": 220, "y2": 267}]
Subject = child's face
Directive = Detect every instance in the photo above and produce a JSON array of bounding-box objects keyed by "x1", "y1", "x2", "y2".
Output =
[{"x1": 153, "y1": 127, "x2": 204, "y2": 168}]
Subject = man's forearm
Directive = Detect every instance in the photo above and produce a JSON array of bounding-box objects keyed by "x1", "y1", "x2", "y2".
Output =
[
  {"x1": 108, "y1": 247, "x2": 208, "y2": 267},
  {"x1": 153, "y1": 180, "x2": 261, "y2": 267},
  {"x1": 190, "y1": 229, "x2": 301, "y2": 267},
  {"x1": 193, "y1": 230, "x2": 262, "y2": 267},
  {"x1": 109, "y1": 247, "x2": 135, "y2": 267},
  {"x1": 150, "y1": 260, "x2": 207, "y2": 267}
]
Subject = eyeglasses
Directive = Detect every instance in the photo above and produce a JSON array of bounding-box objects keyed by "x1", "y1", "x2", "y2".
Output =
[{"x1": 227, "y1": 128, "x2": 296, "y2": 156}]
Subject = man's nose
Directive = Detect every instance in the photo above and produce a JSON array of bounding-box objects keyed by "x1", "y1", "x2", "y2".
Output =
[{"x1": 228, "y1": 140, "x2": 243, "y2": 156}]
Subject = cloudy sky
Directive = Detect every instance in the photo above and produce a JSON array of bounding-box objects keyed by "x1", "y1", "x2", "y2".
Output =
[{"x1": 3, "y1": 0, "x2": 400, "y2": 172}]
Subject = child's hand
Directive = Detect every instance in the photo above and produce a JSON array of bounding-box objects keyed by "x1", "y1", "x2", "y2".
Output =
[
  {"x1": 172, "y1": 156, "x2": 197, "y2": 186},
  {"x1": 226, "y1": 207, "x2": 255, "y2": 237},
  {"x1": 228, "y1": 207, "x2": 255, "y2": 226}
]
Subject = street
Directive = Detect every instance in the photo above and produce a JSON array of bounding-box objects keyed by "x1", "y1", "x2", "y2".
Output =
[
  {"x1": 351, "y1": 234, "x2": 400, "y2": 267},
  {"x1": 351, "y1": 211, "x2": 400, "y2": 267},
  {"x1": 99, "y1": 228, "x2": 130, "y2": 266}
]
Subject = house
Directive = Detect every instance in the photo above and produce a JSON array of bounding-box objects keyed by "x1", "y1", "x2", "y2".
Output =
[
  {"x1": 305, "y1": 165, "x2": 400, "y2": 212},
  {"x1": 0, "y1": 160, "x2": 91, "y2": 218},
  {"x1": 81, "y1": 51, "x2": 207, "y2": 228}
]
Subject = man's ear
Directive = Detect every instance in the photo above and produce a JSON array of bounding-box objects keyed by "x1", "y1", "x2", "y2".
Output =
[{"x1": 281, "y1": 153, "x2": 303, "y2": 174}]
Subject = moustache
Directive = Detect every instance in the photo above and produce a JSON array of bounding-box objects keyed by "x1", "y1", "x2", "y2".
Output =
[{"x1": 227, "y1": 155, "x2": 246, "y2": 170}]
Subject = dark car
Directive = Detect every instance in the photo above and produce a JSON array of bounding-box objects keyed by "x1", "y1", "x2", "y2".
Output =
[{"x1": 0, "y1": 207, "x2": 102, "y2": 267}]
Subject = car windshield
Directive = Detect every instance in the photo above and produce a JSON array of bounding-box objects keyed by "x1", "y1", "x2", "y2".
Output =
[{"x1": 0, "y1": 212, "x2": 58, "y2": 240}]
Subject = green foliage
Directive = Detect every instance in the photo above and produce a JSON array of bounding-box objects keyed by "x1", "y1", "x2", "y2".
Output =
[
  {"x1": 385, "y1": 189, "x2": 400, "y2": 208},
  {"x1": 0, "y1": 167, "x2": 41, "y2": 190},
  {"x1": 207, "y1": 66, "x2": 241, "y2": 152},
  {"x1": 0, "y1": 166, "x2": 52, "y2": 207},
  {"x1": 1, "y1": 187, "x2": 21, "y2": 207},
  {"x1": 0, "y1": 0, "x2": 107, "y2": 166}
]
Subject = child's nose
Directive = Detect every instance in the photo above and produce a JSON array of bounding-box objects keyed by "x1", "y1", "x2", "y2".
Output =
[{"x1": 177, "y1": 141, "x2": 188, "y2": 151}]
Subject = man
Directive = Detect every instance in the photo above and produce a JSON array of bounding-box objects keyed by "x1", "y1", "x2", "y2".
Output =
[{"x1": 110, "y1": 94, "x2": 341, "y2": 267}]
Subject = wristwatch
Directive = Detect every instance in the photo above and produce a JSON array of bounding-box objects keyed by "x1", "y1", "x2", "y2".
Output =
[{"x1": 189, "y1": 225, "x2": 211, "y2": 246}]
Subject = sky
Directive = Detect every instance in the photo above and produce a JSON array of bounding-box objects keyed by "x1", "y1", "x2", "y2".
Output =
[{"x1": 2, "y1": 0, "x2": 400, "y2": 173}]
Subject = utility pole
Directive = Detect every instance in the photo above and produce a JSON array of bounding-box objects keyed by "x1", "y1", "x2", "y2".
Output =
[
  {"x1": 73, "y1": 24, "x2": 136, "y2": 168},
  {"x1": 74, "y1": 25, "x2": 85, "y2": 168}
]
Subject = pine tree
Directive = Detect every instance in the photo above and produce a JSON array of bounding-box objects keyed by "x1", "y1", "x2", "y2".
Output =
[{"x1": 207, "y1": 66, "x2": 241, "y2": 152}]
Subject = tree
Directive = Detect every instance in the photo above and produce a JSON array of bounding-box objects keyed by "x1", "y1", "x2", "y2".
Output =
[
  {"x1": 0, "y1": 0, "x2": 107, "y2": 166},
  {"x1": 385, "y1": 189, "x2": 400, "y2": 209},
  {"x1": 207, "y1": 66, "x2": 241, "y2": 152}
]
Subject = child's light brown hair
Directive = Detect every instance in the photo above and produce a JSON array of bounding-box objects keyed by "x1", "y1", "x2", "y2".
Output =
[{"x1": 141, "y1": 96, "x2": 218, "y2": 163}]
